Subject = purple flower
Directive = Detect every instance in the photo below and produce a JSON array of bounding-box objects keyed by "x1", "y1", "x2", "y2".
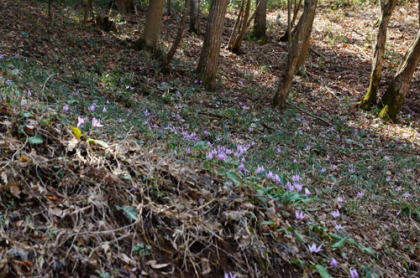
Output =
[
  {"x1": 294, "y1": 183, "x2": 303, "y2": 192},
  {"x1": 88, "y1": 103, "x2": 96, "y2": 113},
  {"x1": 350, "y1": 269, "x2": 358, "y2": 278},
  {"x1": 92, "y1": 118, "x2": 103, "y2": 128},
  {"x1": 144, "y1": 110, "x2": 150, "y2": 117},
  {"x1": 224, "y1": 272, "x2": 236, "y2": 278},
  {"x1": 239, "y1": 164, "x2": 246, "y2": 175},
  {"x1": 206, "y1": 151, "x2": 214, "y2": 160},
  {"x1": 293, "y1": 159, "x2": 298, "y2": 164},
  {"x1": 63, "y1": 104, "x2": 69, "y2": 112},
  {"x1": 0, "y1": 54, "x2": 4, "y2": 59},
  {"x1": 308, "y1": 243, "x2": 322, "y2": 253},
  {"x1": 357, "y1": 192, "x2": 363, "y2": 199},
  {"x1": 321, "y1": 168, "x2": 326, "y2": 173},
  {"x1": 331, "y1": 210, "x2": 340, "y2": 219},
  {"x1": 330, "y1": 258, "x2": 338, "y2": 269},
  {"x1": 203, "y1": 130, "x2": 208, "y2": 135},
  {"x1": 77, "y1": 117, "x2": 85, "y2": 127},
  {"x1": 305, "y1": 188, "x2": 311, "y2": 196},
  {"x1": 238, "y1": 81, "x2": 244, "y2": 86},
  {"x1": 118, "y1": 118, "x2": 124, "y2": 123},
  {"x1": 241, "y1": 157, "x2": 246, "y2": 163},
  {"x1": 402, "y1": 192, "x2": 411, "y2": 198},
  {"x1": 277, "y1": 148, "x2": 282, "y2": 153},
  {"x1": 384, "y1": 155, "x2": 389, "y2": 160},
  {"x1": 273, "y1": 174, "x2": 281, "y2": 184},
  {"x1": 292, "y1": 175, "x2": 300, "y2": 183},
  {"x1": 218, "y1": 153, "x2": 227, "y2": 162},
  {"x1": 5, "y1": 79, "x2": 12, "y2": 85},
  {"x1": 295, "y1": 210, "x2": 305, "y2": 220},
  {"x1": 386, "y1": 176, "x2": 391, "y2": 182},
  {"x1": 27, "y1": 90, "x2": 32, "y2": 97},
  {"x1": 396, "y1": 186, "x2": 402, "y2": 192},
  {"x1": 102, "y1": 106, "x2": 107, "y2": 113},
  {"x1": 337, "y1": 197, "x2": 343, "y2": 203},
  {"x1": 331, "y1": 165, "x2": 337, "y2": 171},
  {"x1": 266, "y1": 171, "x2": 274, "y2": 180},
  {"x1": 186, "y1": 148, "x2": 191, "y2": 154},
  {"x1": 285, "y1": 181, "x2": 294, "y2": 191},
  {"x1": 335, "y1": 224, "x2": 343, "y2": 231},
  {"x1": 255, "y1": 165, "x2": 264, "y2": 174}
]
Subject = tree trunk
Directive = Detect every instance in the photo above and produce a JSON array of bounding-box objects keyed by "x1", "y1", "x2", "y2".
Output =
[
  {"x1": 163, "y1": 0, "x2": 189, "y2": 69},
  {"x1": 252, "y1": 0, "x2": 267, "y2": 42},
  {"x1": 230, "y1": 0, "x2": 251, "y2": 53},
  {"x1": 197, "y1": 0, "x2": 229, "y2": 90},
  {"x1": 360, "y1": 0, "x2": 397, "y2": 110},
  {"x1": 167, "y1": 0, "x2": 171, "y2": 16},
  {"x1": 227, "y1": 0, "x2": 245, "y2": 50},
  {"x1": 378, "y1": 30, "x2": 420, "y2": 122},
  {"x1": 83, "y1": 0, "x2": 93, "y2": 26},
  {"x1": 189, "y1": 0, "x2": 200, "y2": 33},
  {"x1": 48, "y1": 0, "x2": 53, "y2": 23},
  {"x1": 272, "y1": 0, "x2": 317, "y2": 110},
  {"x1": 135, "y1": 0, "x2": 165, "y2": 54}
]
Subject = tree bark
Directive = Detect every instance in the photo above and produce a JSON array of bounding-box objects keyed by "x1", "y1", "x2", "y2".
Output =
[
  {"x1": 252, "y1": 0, "x2": 267, "y2": 42},
  {"x1": 135, "y1": 0, "x2": 165, "y2": 54},
  {"x1": 230, "y1": 0, "x2": 251, "y2": 53},
  {"x1": 163, "y1": 0, "x2": 189, "y2": 69},
  {"x1": 189, "y1": 0, "x2": 200, "y2": 33},
  {"x1": 196, "y1": 0, "x2": 229, "y2": 90},
  {"x1": 378, "y1": 30, "x2": 420, "y2": 122},
  {"x1": 83, "y1": 0, "x2": 93, "y2": 26},
  {"x1": 272, "y1": 0, "x2": 317, "y2": 110},
  {"x1": 360, "y1": 0, "x2": 397, "y2": 110}
]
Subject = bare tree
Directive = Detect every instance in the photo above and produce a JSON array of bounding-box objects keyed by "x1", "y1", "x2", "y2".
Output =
[
  {"x1": 378, "y1": 30, "x2": 420, "y2": 122},
  {"x1": 252, "y1": 0, "x2": 267, "y2": 42},
  {"x1": 135, "y1": 0, "x2": 165, "y2": 54},
  {"x1": 196, "y1": 0, "x2": 229, "y2": 90},
  {"x1": 272, "y1": 0, "x2": 317, "y2": 110},
  {"x1": 162, "y1": 0, "x2": 190, "y2": 69},
  {"x1": 360, "y1": 0, "x2": 397, "y2": 110},
  {"x1": 189, "y1": 0, "x2": 200, "y2": 33}
]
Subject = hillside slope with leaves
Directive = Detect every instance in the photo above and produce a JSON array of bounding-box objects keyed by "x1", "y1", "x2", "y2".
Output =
[{"x1": 0, "y1": 1, "x2": 419, "y2": 277}]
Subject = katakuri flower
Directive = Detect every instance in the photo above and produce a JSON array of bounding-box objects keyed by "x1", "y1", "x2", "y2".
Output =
[
  {"x1": 308, "y1": 243, "x2": 322, "y2": 253},
  {"x1": 92, "y1": 118, "x2": 103, "y2": 128}
]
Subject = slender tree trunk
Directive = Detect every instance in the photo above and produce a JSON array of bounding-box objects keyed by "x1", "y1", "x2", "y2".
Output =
[
  {"x1": 83, "y1": 0, "x2": 93, "y2": 26},
  {"x1": 227, "y1": 0, "x2": 245, "y2": 50},
  {"x1": 230, "y1": 0, "x2": 251, "y2": 53},
  {"x1": 272, "y1": 0, "x2": 317, "y2": 110},
  {"x1": 378, "y1": 30, "x2": 420, "y2": 122},
  {"x1": 291, "y1": 0, "x2": 302, "y2": 28},
  {"x1": 418, "y1": 0, "x2": 420, "y2": 27},
  {"x1": 287, "y1": 0, "x2": 291, "y2": 49},
  {"x1": 360, "y1": 0, "x2": 397, "y2": 110},
  {"x1": 252, "y1": 0, "x2": 267, "y2": 42},
  {"x1": 163, "y1": 0, "x2": 189, "y2": 69},
  {"x1": 189, "y1": 0, "x2": 200, "y2": 33},
  {"x1": 135, "y1": 0, "x2": 165, "y2": 54},
  {"x1": 197, "y1": 0, "x2": 229, "y2": 90}
]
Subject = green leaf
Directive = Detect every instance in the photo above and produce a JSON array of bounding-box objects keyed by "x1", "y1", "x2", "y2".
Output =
[
  {"x1": 315, "y1": 265, "x2": 333, "y2": 278},
  {"x1": 226, "y1": 171, "x2": 241, "y2": 186},
  {"x1": 87, "y1": 139, "x2": 109, "y2": 148},
  {"x1": 331, "y1": 237, "x2": 348, "y2": 249},
  {"x1": 69, "y1": 126, "x2": 82, "y2": 139},
  {"x1": 294, "y1": 230, "x2": 305, "y2": 243},
  {"x1": 116, "y1": 206, "x2": 137, "y2": 221},
  {"x1": 28, "y1": 136, "x2": 43, "y2": 144}
]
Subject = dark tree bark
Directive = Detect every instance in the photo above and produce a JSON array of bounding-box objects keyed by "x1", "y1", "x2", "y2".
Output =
[
  {"x1": 135, "y1": 0, "x2": 165, "y2": 54},
  {"x1": 360, "y1": 0, "x2": 397, "y2": 110},
  {"x1": 167, "y1": 0, "x2": 171, "y2": 16},
  {"x1": 272, "y1": 0, "x2": 317, "y2": 110},
  {"x1": 83, "y1": 0, "x2": 94, "y2": 26},
  {"x1": 378, "y1": 30, "x2": 420, "y2": 122},
  {"x1": 48, "y1": 0, "x2": 53, "y2": 23},
  {"x1": 189, "y1": 0, "x2": 200, "y2": 33},
  {"x1": 196, "y1": 0, "x2": 229, "y2": 90},
  {"x1": 163, "y1": 0, "x2": 189, "y2": 69},
  {"x1": 252, "y1": 0, "x2": 267, "y2": 42}
]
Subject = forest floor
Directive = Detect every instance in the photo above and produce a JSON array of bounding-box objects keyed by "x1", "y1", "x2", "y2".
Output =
[{"x1": 0, "y1": 0, "x2": 419, "y2": 277}]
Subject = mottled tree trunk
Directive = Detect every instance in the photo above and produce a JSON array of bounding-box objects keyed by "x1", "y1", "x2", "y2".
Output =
[
  {"x1": 252, "y1": 0, "x2": 267, "y2": 42},
  {"x1": 196, "y1": 0, "x2": 229, "y2": 90},
  {"x1": 378, "y1": 30, "x2": 420, "y2": 122},
  {"x1": 272, "y1": 0, "x2": 317, "y2": 110},
  {"x1": 360, "y1": 0, "x2": 397, "y2": 110},
  {"x1": 83, "y1": 0, "x2": 93, "y2": 26},
  {"x1": 135, "y1": 0, "x2": 165, "y2": 54},
  {"x1": 189, "y1": 0, "x2": 200, "y2": 33}
]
